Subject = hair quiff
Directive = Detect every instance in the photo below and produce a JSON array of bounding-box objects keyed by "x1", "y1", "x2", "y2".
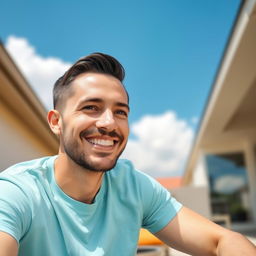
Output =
[{"x1": 53, "y1": 52, "x2": 126, "y2": 109}]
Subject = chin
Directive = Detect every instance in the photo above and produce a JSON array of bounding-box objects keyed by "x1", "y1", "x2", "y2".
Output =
[{"x1": 90, "y1": 158, "x2": 118, "y2": 172}]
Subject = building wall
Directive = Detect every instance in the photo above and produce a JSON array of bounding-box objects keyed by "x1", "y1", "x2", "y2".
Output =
[
  {"x1": 0, "y1": 101, "x2": 53, "y2": 170},
  {"x1": 171, "y1": 186, "x2": 211, "y2": 219},
  {"x1": 189, "y1": 147, "x2": 256, "y2": 225},
  {"x1": 0, "y1": 43, "x2": 58, "y2": 171}
]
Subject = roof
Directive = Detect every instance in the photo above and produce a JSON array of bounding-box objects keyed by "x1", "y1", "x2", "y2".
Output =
[
  {"x1": 0, "y1": 42, "x2": 59, "y2": 155},
  {"x1": 183, "y1": 0, "x2": 256, "y2": 184}
]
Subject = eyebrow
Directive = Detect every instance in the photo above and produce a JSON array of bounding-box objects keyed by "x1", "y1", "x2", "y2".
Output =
[{"x1": 79, "y1": 98, "x2": 130, "y2": 112}]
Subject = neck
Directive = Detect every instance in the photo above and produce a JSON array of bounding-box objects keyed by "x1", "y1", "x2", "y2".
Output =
[{"x1": 54, "y1": 154, "x2": 104, "y2": 204}]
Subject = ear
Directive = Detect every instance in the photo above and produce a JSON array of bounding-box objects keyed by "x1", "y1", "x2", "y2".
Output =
[{"x1": 47, "y1": 110, "x2": 62, "y2": 135}]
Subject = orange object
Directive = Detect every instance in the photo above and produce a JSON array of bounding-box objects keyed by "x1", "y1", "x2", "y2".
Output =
[
  {"x1": 156, "y1": 177, "x2": 182, "y2": 189},
  {"x1": 138, "y1": 228, "x2": 164, "y2": 245}
]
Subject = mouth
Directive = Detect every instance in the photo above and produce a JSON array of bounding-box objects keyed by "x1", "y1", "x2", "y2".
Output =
[
  {"x1": 86, "y1": 137, "x2": 118, "y2": 147},
  {"x1": 80, "y1": 128, "x2": 122, "y2": 151}
]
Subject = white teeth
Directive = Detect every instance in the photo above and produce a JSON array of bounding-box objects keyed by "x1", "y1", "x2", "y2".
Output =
[{"x1": 87, "y1": 138, "x2": 114, "y2": 146}]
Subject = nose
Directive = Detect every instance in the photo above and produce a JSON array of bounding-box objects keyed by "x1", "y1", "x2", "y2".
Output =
[{"x1": 96, "y1": 109, "x2": 117, "y2": 131}]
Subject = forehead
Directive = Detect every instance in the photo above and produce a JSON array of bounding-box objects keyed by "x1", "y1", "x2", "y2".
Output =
[{"x1": 67, "y1": 72, "x2": 128, "y2": 104}]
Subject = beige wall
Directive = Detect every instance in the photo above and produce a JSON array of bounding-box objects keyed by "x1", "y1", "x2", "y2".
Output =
[
  {"x1": 0, "y1": 43, "x2": 58, "y2": 171},
  {"x1": 0, "y1": 101, "x2": 55, "y2": 170},
  {"x1": 171, "y1": 186, "x2": 211, "y2": 219}
]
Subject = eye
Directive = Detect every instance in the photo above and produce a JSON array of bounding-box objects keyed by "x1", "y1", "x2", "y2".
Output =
[
  {"x1": 82, "y1": 105, "x2": 99, "y2": 111},
  {"x1": 115, "y1": 109, "x2": 128, "y2": 117}
]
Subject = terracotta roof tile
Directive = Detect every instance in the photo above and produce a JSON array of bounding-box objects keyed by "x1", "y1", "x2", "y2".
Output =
[{"x1": 156, "y1": 177, "x2": 182, "y2": 189}]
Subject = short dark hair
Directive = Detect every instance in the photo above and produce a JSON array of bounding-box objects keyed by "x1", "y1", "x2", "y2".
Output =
[{"x1": 53, "y1": 52, "x2": 127, "y2": 109}]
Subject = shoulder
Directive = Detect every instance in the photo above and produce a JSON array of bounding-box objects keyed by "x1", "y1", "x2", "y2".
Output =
[
  {"x1": 108, "y1": 159, "x2": 182, "y2": 233},
  {"x1": 107, "y1": 158, "x2": 167, "y2": 197},
  {"x1": 0, "y1": 156, "x2": 56, "y2": 197},
  {"x1": 0, "y1": 156, "x2": 55, "y2": 179},
  {"x1": 0, "y1": 156, "x2": 56, "y2": 233}
]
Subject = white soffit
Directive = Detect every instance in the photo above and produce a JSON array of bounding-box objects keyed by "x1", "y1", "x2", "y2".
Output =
[
  {"x1": 183, "y1": 0, "x2": 256, "y2": 183},
  {"x1": 201, "y1": 0, "x2": 256, "y2": 139}
]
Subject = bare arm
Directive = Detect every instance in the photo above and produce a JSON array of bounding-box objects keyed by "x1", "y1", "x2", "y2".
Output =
[
  {"x1": 0, "y1": 232, "x2": 18, "y2": 256},
  {"x1": 155, "y1": 207, "x2": 256, "y2": 256}
]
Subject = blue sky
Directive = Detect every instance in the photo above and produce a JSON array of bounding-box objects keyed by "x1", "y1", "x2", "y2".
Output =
[{"x1": 0, "y1": 0, "x2": 242, "y2": 177}]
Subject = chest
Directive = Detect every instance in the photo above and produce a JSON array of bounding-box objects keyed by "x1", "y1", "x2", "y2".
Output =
[{"x1": 20, "y1": 190, "x2": 142, "y2": 256}]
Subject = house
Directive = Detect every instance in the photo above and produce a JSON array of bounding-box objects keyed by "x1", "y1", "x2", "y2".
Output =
[
  {"x1": 0, "y1": 42, "x2": 58, "y2": 171},
  {"x1": 183, "y1": 0, "x2": 256, "y2": 231}
]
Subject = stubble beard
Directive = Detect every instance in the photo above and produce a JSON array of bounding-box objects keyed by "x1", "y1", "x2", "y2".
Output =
[{"x1": 63, "y1": 136, "x2": 126, "y2": 173}]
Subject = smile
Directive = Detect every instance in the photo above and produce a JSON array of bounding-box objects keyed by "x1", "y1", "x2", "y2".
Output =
[{"x1": 86, "y1": 138, "x2": 116, "y2": 146}]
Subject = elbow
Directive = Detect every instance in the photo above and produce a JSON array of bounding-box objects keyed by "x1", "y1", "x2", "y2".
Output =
[{"x1": 215, "y1": 230, "x2": 254, "y2": 255}]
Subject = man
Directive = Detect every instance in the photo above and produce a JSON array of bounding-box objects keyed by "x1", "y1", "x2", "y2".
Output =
[{"x1": 0, "y1": 53, "x2": 255, "y2": 256}]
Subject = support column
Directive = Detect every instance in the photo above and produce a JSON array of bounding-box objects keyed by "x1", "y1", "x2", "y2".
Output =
[
  {"x1": 243, "y1": 141, "x2": 256, "y2": 223},
  {"x1": 192, "y1": 151, "x2": 209, "y2": 188}
]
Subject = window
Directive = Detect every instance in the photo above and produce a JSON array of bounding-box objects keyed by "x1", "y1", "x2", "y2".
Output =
[{"x1": 206, "y1": 153, "x2": 250, "y2": 223}]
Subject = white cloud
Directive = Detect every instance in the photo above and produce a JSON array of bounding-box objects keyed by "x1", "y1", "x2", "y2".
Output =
[
  {"x1": 122, "y1": 111, "x2": 194, "y2": 177},
  {"x1": 5, "y1": 36, "x2": 71, "y2": 109},
  {"x1": 214, "y1": 175, "x2": 246, "y2": 194}
]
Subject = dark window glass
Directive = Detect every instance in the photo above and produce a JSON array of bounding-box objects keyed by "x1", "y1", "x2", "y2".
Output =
[{"x1": 206, "y1": 153, "x2": 250, "y2": 223}]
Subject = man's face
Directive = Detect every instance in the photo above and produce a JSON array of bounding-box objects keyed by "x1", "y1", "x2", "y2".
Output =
[{"x1": 58, "y1": 72, "x2": 129, "y2": 172}]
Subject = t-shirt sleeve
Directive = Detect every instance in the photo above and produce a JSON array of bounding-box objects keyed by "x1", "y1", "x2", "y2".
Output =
[
  {"x1": 140, "y1": 175, "x2": 182, "y2": 234},
  {"x1": 0, "y1": 180, "x2": 32, "y2": 243}
]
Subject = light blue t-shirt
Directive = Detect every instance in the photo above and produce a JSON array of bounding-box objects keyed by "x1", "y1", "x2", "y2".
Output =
[{"x1": 0, "y1": 156, "x2": 182, "y2": 256}]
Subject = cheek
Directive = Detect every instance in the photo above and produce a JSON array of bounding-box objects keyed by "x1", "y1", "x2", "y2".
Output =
[
  {"x1": 60, "y1": 121, "x2": 76, "y2": 140},
  {"x1": 65, "y1": 115, "x2": 94, "y2": 132},
  {"x1": 76, "y1": 115, "x2": 96, "y2": 125},
  {"x1": 121, "y1": 122, "x2": 129, "y2": 138}
]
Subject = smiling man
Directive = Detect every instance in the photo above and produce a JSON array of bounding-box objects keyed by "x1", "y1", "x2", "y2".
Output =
[{"x1": 0, "y1": 53, "x2": 255, "y2": 256}]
